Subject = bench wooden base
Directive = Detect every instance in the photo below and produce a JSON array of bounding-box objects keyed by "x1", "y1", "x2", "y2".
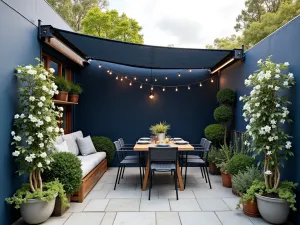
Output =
[{"x1": 71, "y1": 159, "x2": 107, "y2": 203}]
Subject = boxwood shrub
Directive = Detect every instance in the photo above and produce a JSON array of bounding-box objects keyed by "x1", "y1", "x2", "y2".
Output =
[
  {"x1": 227, "y1": 153, "x2": 255, "y2": 176},
  {"x1": 214, "y1": 106, "x2": 233, "y2": 123},
  {"x1": 204, "y1": 124, "x2": 225, "y2": 144},
  {"x1": 216, "y1": 88, "x2": 236, "y2": 105},
  {"x1": 92, "y1": 136, "x2": 115, "y2": 166}
]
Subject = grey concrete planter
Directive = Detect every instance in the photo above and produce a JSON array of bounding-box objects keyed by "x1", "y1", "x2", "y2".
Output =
[
  {"x1": 255, "y1": 193, "x2": 290, "y2": 224},
  {"x1": 20, "y1": 197, "x2": 56, "y2": 224}
]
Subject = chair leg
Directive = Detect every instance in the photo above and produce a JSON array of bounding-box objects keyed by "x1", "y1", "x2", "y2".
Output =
[
  {"x1": 174, "y1": 169, "x2": 178, "y2": 200},
  {"x1": 200, "y1": 167, "x2": 204, "y2": 178},
  {"x1": 121, "y1": 166, "x2": 125, "y2": 178},
  {"x1": 205, "y1": 167, "x2": 212, "y2": 189},
  {"x1": 118, "y1": 166, "x2": 123, "y2": 184},
  {"x1": 149, "y1": 169, "x2": 152, "y2": 200},
  {"x1": 184, "y1": 164, "x2": 188, "y2": 189},
  {"x1": 139, "y1": 155, "x2": 143, "y2": 189},
  {"x1": 202, "y1": 166, "x2": 208, "y2": 183},
  {"x1": 114, "y1": 166, "x2": 121, "y2": 190}
]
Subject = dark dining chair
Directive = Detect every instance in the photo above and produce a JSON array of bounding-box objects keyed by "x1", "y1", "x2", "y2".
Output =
[{"x1": 148, "y1": 147, "x2": 179, "y2": 200}]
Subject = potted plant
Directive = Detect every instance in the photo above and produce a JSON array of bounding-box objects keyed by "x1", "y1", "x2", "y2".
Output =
[
  {"x1": 43, "y1": 152, "x2": 82, "y2": 216},
  {"x1": 207, "y1": 146, "x2": 221, "y2": 175},
  {"x1": 240, "y1": 57, "x2": 297, "y2": 224},
  {"x1": 216, "y1": 144, "x2": 234, "y2": 188},
  {"x1": 227, "y1": 153, "x2": 255, "y2": 195},
  {"x1": 5, "y1": 59, "x2": 69, "y2": 224},
  {"x1": 149, "y1": 122, "x2": 170, "y2": 142},
  {"x1": 69, "y1": 82, "x2": 83, "y2": 103},
  {"x1": 54, "y1": 76, "x2": 71, "y2": 101},
  {"x1": 232, "y1": 166, "x2": 263, "y2": 217},
  {"x1": 91, "y1": 136, "x2": 115, "y2": 166}
]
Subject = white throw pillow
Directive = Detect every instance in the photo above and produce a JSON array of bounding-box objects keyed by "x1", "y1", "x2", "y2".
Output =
[
  {"x1": 63, "y1": 133, "x2": 80, "y2": 155},
  {"x1": 54, "y1": 141, "x2": 69, "y2": 152},
  {"x1": 76, "y1": 136, "x2": 97, "y2": 156}
]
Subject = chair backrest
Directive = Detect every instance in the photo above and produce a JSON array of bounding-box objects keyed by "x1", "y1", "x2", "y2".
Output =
[
  {"x1": 149, "y1": 147, "x2": 178, "y2": 163},
  {"x1": 203, "y1": 140, "x2": 211, "y2": 152},
  {"x1": 114, "y1": 141, "x2": 121, "y2": 151},
  {"x1": 200, "y1": 138, "x2": 206, "y2": 146},
  {"x1": 118, "y1": 138, "x2": 125, "y2": 147},
  {"x1": 114, "y1": 140, "x2": 124, "y2": 162}
]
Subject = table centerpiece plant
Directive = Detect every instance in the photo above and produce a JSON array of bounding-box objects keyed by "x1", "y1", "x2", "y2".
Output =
[
  {"x1": 149, "y1": 121, "x2": 170, "y2": 142},
  {"x1": 5, "y1": 59, "x2": 69, "y2": 224},
  {"x1": 240, "y1": 56, "x2": 297, "y2": 224}
]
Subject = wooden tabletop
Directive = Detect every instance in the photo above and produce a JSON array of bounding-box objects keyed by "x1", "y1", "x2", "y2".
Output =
[{"x1": 134, "y1": 141, "x2": 194, "y2": 151}]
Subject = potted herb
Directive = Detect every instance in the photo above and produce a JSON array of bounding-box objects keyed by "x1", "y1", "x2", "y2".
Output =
[
  {"x1": 5, "y1": 59, "x2": 69, "y2": 224},
  {"x1": 240, "y1": 57, "x2": 297, "y2": 224},
  {"x1": 232, "y1": 166, "x2": 263, "y2": 217},
  {"x1": 216, "y1": 144, "x2": 234, "y2": 188},
  {"x1": 207, "y1": 146, "x2": 221, "y2": 175},
  {"x1": 149, "y1": 122, "x2": 170, "y2": 142},
  {"x1": 43, "y1": 152, "x2": 82, "y2": 216},
  {"x1": 69, "y1": 82, "x2": 83, "y2": 103},
  {"x1": 54, "y1": 76, "x2": 71, "y2": 101}
]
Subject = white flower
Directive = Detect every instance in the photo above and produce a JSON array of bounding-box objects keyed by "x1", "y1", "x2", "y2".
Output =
[
  {"x1": 268, "y1": 85, "x2": 273, "y2": 89},
  {"x1": 39, "y1": 143, "x2": 44, "y2": 148},
  {"x1": 11, "y1": 131, "x2": 15, "y2": 136},
  {"x1": 30, "y1": 154, "x2": 36, "y2": 159},
  {"x1": 13, "y1": 136, "x2": 22, "y2": 142},
  {"x1": 29, "y1": 96, "x2": 35, "y2": 101},
  {"x1": 42, "y1": 85, "x2": 49, "y2": 92},
  {"x1": 272, "y1": 125, "x2": 276, "y2": 129},
  {"x1": 250, "y1": 118, "x2": 255, "y2": 123},
  {"x1": 54, "y1": 90, "x2": 59, "y2": 95},
  {"x1": 246, "y1": 125, "x2": 251, "y2": 130},
  {"x1": 286, "y1": 141, "x2": 292, "y2": 149},
  {"x1": 274, "y1": 136, "x2": 278, "y2": 140},
  {"x1": 266, "y1": 146, "x2": 270, "y2": 150},
  {"x1": 44, "y1": 71, "x2": 49, "y2": 75},
  {"x1": 17, "y1": 69, "x2": 21, "y2": 73},
  {"x1": 25, "y1": 156, "x2": 33, "y2": 162},
  {"x1": 284, "y1": 62, "x2": 289, "y2": 66},
  {"x1": 12, "y1": 151, "x2": 20, "y2": 157},
  {"x1": 25, "y1": 65, "x2": 32, "y2": 70},
  {"x1": 39, "y1": 74, "x2": 46, "y2": 80},
  {"x1": 255, "y1": 85, "x2": 261, "y2": 90},
  {"x1": 46, "y1": 160, "x2": 51, "y2": 165},
  {"x1": 55, "y1": 127, "x2": 60, "y2": 133},
  {"x1": 265, "y1": 170, "x2": 272, "y2": 175},
  {"x1": 45, "y1": 116, "x2": 51, "y2": 122},
  {"x1": 40, "y1": 152, "x2": 47, "y2": 158},
  {"x1": 37, "y1": 133, "x2": 43, "y2": 139},
  {"x1": 245, "y1": 79, "x2": 251, "y2": 85},
  {"x1": 280, "y1": 119, "x2": 285, "y2": 124},
  {"x1": 255, "y1": 103, "x2": 260, "y2": 107},
  {"x1": 60, "y1": 128, "x2": 64, "y2": 133},
  {"x1": 256, "y1": 113, "x2": 261, "y2": 118},
  {"x1": 283, "y1": 81, "x2": 288, "y2": 86},
  {"x1": 275, "y1": 74, "x2": 280, "y2": 78},
  {"x1": 276, "y1": 103, "x2": 280, "y2": 107},
  {"x1": 264, "y1": 126, "x2": 271, "y2": 133},
  {"x1": 268, "y1": 137, "x2": 274, "y2": 142},
  {"x1": 37, "y1": 102, "x2": 43, "y2": 107},
  {"x1": 20, "y1": 114, "x2": 25, "y2": 118},
  {"x1": 46, "y1": 126, "x2": 53, "y2": 132},
  {"x1": 267, "y1": 151, "x2": 272, "y2": 155},
  {"x1": 288, "y1": 73, "x2": 294, "y2": 78},
  {"x1": 270, "y1": 119, "x2": 276, "y2": 125},
  {"x1": 40, "y1": 96, "x2": 46, "y2": 101},
  {"x1": 276, "y1": 69, "x2": 280, "y2": 73},
  {"x1": 257, "y1": 59, "x2": 262, "y2": 64},
  {"x1": 27, "y1": 69, "x2": 37, "y2": 75},
  {"x1": 49, "y1": 68, "x2": 55, "y2": 73},
  {"x1": 14, "y1": 114, "x2": 19, "y2": 119},
  {"x1": 37, "y1": 162, "x2": 43, "y2": 168},
  {"x1": 58, "y1": 107, "x2": 64, "y2": 111},
  {"x1": 274, "y1": 86, "x2": 279, "y2": 91}
]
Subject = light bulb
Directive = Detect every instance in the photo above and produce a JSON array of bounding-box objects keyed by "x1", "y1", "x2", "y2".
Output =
[
  {"x1": 189, "y1": 69, "x2": 192, "y2": 72},
  {"x1": 129, "y1": 82, "x2": 132, "y2": 86},
  {"x1": 175, "y1": 87, "x2": 178, "y2": 92},
  {"x1": 151, "y1": 86, "x2": 153, "y2": 91},
  {"x1": 107, "y1": 69, "x2": 110, "y2": 73},
  {"x1": 155, "y1": 78, "x2": 157, "y2": 82},
  {"x1": 121, "y1": 77, "x2": 123, "y2": 81},
  {"x1": 149, "y1": 90, "x2": 154, "y2": 99},
  {"x1": 140, "y1": 84, "x2": 143, "y2": 89},
  {"x1": 178, "y1": 73, "x2": 181, "y2": 77},
  {"x1": 109, "y1": 71, "x2": 112, "y2": 75},
  {"x1": 188, "y1": 85, "x2": 190, "y2": 90},
  {"x1": 199, "y1": 82, "x2": 202, "y2": 87},
  {"x1": 211, "y1": 79, "x2": 214, "y2": 83},
  {"x1": 163, "y1": 87, "x2": 165, "y2": 91},
  {"x1": 98, "y1": 64, "x2": 102, "y2": 68},
  {"x1": 125, "y1": 76, "x2": 127, "y2": 79},
  {"x1": 134, "y1": 77, "x2": 137, "y2": 80},
  {"x1": 116, "y1": 76, "x2": 119, "y2": 80},
  {"x1": 146, "y1": 78, "x2": 148, "y2": 82},
  {"x1": 165, "y1": 76, "x2": 168, "y2": 80}
]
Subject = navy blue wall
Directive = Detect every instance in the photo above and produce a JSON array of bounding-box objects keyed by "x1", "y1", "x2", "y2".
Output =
[
  {"x1": 220, "y1": 15, "x2": 300, "y2": 223},
  {"x1": 74, "y1": 62, "x2": 218, "y2": 149},
  {"x1": 0, "y1": 1, "x2": 72, "y2": 224}
]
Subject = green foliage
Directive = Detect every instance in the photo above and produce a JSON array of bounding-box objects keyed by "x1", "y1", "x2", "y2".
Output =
[
  {"x1": 204, "y1": 124, "x2": 225, "y2": 144},
  {"x1": 6, "y1": 180, "x2": 69, "y2": 209},
  {"x1": 208, "y1": 146, "x2": 226, "y2": 165},
  {"x1": 233, "y1": 132, "x2": 251, "y2": 154},
  {"x1": 43, "y1": 152, "x2": 82, "y2": 195},
  {"x1": 81, "y1": 8, "x2": 144, "y2": 44},
  {"x1": 217, "y1": 88, "x2": 236, "y2": 106},
  {"x1": 69, "y1": 82, "x2": 83, "y2": 95},
  {"x1": 205, "y1": 34, "x2": 243, "y2": 50},
  {"x1": 227, "y1": 153, "x2": 255, "y2": 175},
  {"x1": 214, "y1": 106, "x2": 233, "y2": 123},
  {"x1": 54, "y1": 76, "x2": 71, "y2": 92},
  {"x1": 92, "y1": 136, "x2": 115, "y2": 165},
  {"x1": 242, "y1": 180, "x2": 298, "y2": 211},
  {"x1": 232, "y1": 166, "x2": 263, "y2": 195},
  {"x1": 215, "y1": 144, "x2": 234, "y2": 172},
  {"x1": 149, "y1": 122, "x2": 170, "y2": 135}
]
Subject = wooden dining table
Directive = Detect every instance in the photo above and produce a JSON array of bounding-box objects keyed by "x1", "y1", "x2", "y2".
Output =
[{"x1": 134, "y1": 140, "x2": 194, "y2": 191}]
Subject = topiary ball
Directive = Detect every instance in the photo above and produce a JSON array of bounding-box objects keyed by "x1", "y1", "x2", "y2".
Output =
[
  {"x1": 217, "y1": 88, "x2": 236, "y2": 105},
  {"x1": 43, "y1": 152, "x2": 82, "y2": 195},
  {"x1": 227, "y1": 153, "x2": 255, "y2": 176},
  {"x1": 214, "y1": 105, "x2": 233, "y2": 123},
  {"x1": 91, "y1": 136, "x2": 115, "y2": 166},
  {"x1": 204, "y1": 124, "x2": 225, "y2": 143}
]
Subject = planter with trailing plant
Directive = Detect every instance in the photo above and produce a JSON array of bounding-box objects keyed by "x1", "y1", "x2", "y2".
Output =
[
  {"x1": 68, "y1": 82, "x2": 83, "y2": 103},
  {"x1": 43, "y1": 152, "x2": 82, "y2": 216},
  {"x1": 216, "y1": 145, "x2": 234, "y2": 188},
  {"x1": 149, "y1": 122, "x2": 170, "y2": 142},
  {"x1": 240, "y1": 57, "x2": 297, "y2": 224},
  {"x1": 92, "y1": 136, "x2": 115, "y2": 166},
  {"x1": 232, "y1": 166, "x2": 263, "y2": 217},
  {"x1": 5, "y1": 60, "x2": 68, "y2": 224},
  {"x1": 54, "y1": 76, "x2": 71, "y2": 101}
]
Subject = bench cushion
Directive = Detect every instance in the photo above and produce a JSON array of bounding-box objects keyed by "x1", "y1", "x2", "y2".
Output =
[{"x1": 77, "y1": 152, "x2": 107, "y2": 178}]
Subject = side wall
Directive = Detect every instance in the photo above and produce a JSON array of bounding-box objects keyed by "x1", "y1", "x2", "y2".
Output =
[
  {"x1": 220, "y1": 15, "x2": 300, "y2": 223},
  {"x1": 0, "y1": 1, "x2": 72, "y2": 224}
]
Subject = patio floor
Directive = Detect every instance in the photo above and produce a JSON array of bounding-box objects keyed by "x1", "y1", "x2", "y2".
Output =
[{"x1": 15, "y1": 167, "x2": 272, "y2": 225}]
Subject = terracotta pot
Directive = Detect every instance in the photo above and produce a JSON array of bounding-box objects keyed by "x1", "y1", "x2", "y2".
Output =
[
  {"x1": 232, "y1": 187, "x2": 241, "y2": 197},
  {"x1": 69, "y1": 94, "x2": 79, "y2": 103},
  {"x1": 242, "y1": 199, "x2": 260, "y2": 217},
  {"x1": 221, "y1": 170, "x2": 232, "y2": 188},
  {"x1": 209, "y1": 163, "x2": 221, "y2": 175},
  {"x1": 54, "y1": 91, "x2": 68, "y2": 101},
  {"x1": 51, "y1": 195, "x2": 71, "y2": 217}
]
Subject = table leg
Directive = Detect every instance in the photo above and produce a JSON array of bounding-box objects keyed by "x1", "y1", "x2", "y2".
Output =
[
  {"x1": 176, "y1": 161, "x2": 184, "y2": 191},
  {"x1": 142, "y1": 156, "x2": 150, "y2": 191}
]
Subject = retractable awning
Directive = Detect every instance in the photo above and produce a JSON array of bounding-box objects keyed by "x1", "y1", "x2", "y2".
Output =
[{"x1": 39, "y1": 25, "x2": 244, "y2": 71}]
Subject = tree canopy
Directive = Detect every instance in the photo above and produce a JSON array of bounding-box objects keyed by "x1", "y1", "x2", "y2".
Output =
[
  {"x1": 205, "y1": 35, "x2": 243, "y2": 50},
  {"x1": 81, "y1": 8, "x2": 144, "y2": 44}
]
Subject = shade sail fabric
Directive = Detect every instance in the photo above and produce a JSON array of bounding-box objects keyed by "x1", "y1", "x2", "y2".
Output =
[{"x1": 54, "y1": 28, "x2": 234, "y2": 69}]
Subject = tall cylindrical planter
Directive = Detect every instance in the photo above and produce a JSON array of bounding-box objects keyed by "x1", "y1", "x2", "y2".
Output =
[
  {"x1": 255, "y1": 193, "x2": 291, "y2": 224},
  {"x1": 20, "y1": 198, "x2": 56, "y2": 224},
  {"x1": 157, "y1": 133, "x2": 165, "y2": 142}
]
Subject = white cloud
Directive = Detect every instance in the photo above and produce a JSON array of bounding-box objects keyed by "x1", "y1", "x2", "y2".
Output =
[{"x1": 109, "y1": 0, "x2": 245, "y2": 48}]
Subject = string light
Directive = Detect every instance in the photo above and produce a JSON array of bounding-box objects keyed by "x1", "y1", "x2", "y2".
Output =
[
  {"x1": 145, "y1": 78, "x2": 148, "y2": 82},
  {"x1": 116, "y1": 76, "x2": 119, "y2": 80},
  {"x1": 178, "y1": 73, "x2": 181, "y2": 77},
  {"x1": 155, "y1": 78, "x2": 157, "y2": 82},
  {"x1": 189, "y1": 69, "x2": 192, "y2": 72},
  {"x1": 134, "y1": 77, "x2": 137, "y2": 80},
  {"x1": 109, "y1": 71, "x2": 112, "y2": 75},
  {"x1": 140, "y1": 84, "x2": 143, "y2": 89},
  {"x1": 98, "y1": 64, "x2": 102, "y2": 68},
  {"x1": 165, "y1": 76, "x2": 168, "y2": 80},
  {"x1": 151, "y1": 86, "x2": 154, "y2": 91},
  {"x1": 125, "y1": 76, "x2": 127, "y2": 79},
  {"x1": 175, "y1": 87, "x2": 178, "y2": 92},
  {"x1": 188, "y1": 85, "x2": 190, "y2": 90},
  {"x1": 163, "y1": 87, "x2": 166, "y2": 91},
  {"x1": 211, "y1": 79, "x2": 214, "y2": 83},
  {"x1": 129, "y1": 82, "x2": 132, "y2": 86},
  {"x1": 120, "y1": 77, "x2": 123, "y2": 81},
  {"x1": 199, "y1": 82, "x2": 202, "y2": 87},
  {"x1": 107, "y1": 69, "x2": 110, "y2": 73},
  {"x1": 149, "y1": 90, "x2": 154, "y2": 99}
]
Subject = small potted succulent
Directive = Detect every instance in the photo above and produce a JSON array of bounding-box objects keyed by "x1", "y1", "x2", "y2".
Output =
[
  {"x1": 54, "y1": 76, "x2": 71, "y2": 101},
  {"x1": 216, "y1": 144, "x2": 234, "y2": 188},
  {"x1": 68, "y1": 82, "x2": 83, "y2": 103},
  {"x1": 43, "y1": 152, "x2": 82, "y2": 216},
  {"x1": 149, "y1": 122, "x2": 170, "y2": 142}
]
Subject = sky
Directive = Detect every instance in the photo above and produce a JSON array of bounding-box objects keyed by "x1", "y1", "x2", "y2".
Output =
[{"x1": 109, "y1": 0, "x2": 246, "y2": 48}]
